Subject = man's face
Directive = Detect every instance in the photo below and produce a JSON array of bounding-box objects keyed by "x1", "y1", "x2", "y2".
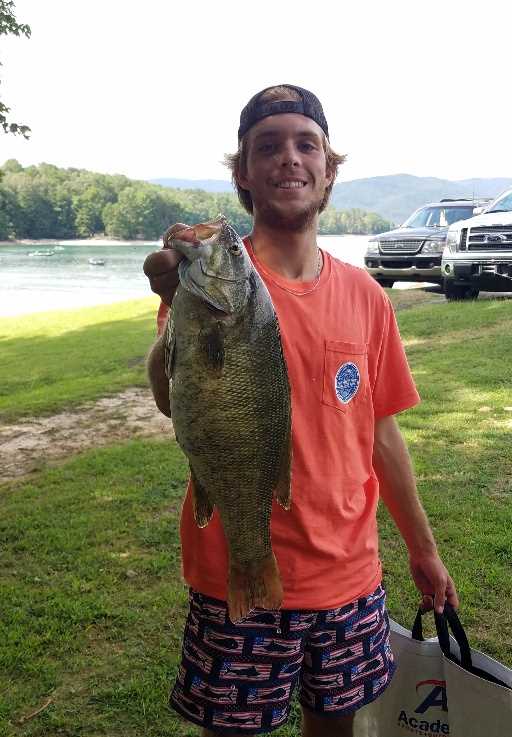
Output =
[{"x1": 236, "y1": 113, "x2": 333, "y2": 231}]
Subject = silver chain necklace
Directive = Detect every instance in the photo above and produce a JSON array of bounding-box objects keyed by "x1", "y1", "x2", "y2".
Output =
[{"x1": 248, "y1": 238, "x2": 323, "y2": 297}]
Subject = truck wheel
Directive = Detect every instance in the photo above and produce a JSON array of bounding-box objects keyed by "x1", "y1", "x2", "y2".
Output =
[
  {"x1": 375, "y1": 278, "x2": 395, "y2": 289},
  {"x1": 444, "y1": 281, "x2": 479, "y2": 301}
]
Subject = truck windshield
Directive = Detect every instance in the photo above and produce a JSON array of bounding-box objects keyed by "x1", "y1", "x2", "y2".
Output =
[
  {"x1": 486, "y1": 191, "x2": 512, "y2": 213},
  {"x1": 403, "y1": 206, "x2": 474, "y2": 228}
]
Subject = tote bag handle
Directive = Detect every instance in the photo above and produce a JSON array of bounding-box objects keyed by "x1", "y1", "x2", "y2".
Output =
[
  {"x1": 411, "y1": 604, "x2": 471, "y2": 668},
  {"x1": 412, "y1": 604, "x2": 511, "y2": 690},
  {"x1": 434, "y1": 605, "x2": 472, "y2": 668}
]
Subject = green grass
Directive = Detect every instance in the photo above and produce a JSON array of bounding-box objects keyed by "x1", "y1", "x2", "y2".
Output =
[
  {"x1": 0, "y1": 290, "x2": 440, "y2": 423},
  {"x1": 382, "y1": 297, "x2": 512, "y2": 651},
  {"x1": 0, "y1": 441, "x2": 189, "y2": 737},
  {"x1": 0, "y1": 298, "x2": 160, "y2": 422},
  {"x1": 1, "y1": 293, "x2": 512, "y2": 735}
]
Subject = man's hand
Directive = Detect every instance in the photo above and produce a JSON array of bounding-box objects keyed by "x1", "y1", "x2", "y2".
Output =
[
  {"x1": 409, "y1": 551, "x2": 459, "y2": 614},
  {"x1": 143, "y1": 222, "x2": 194, "y2": 306}
]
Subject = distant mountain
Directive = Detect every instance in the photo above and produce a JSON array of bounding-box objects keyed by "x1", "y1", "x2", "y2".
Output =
[
  {"x1": 331, "y1": 174, "x2": 512, "y2": 225},
  {"x1": 150, "y1": 174, "x2": 512, "y2": 225},
  {"x1": 149, "y1": 178, "x2": 233, "y2": 193}
]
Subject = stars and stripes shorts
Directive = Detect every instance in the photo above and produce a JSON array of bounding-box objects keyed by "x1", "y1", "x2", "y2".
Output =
[{"x1": 169, "y1": 584, "x2": 395, "y2": 734}]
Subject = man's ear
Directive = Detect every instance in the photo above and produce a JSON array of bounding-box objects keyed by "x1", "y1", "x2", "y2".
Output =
[
  {"x1": 235, "y1": 167, "x2": 249, "y2": 191},
  {"x1": 325, "y1": 164, "x2": 335, "y2": 189}
]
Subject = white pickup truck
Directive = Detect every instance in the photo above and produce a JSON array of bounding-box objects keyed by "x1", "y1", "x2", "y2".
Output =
[{"x1": 442, "y1": 187, "x2": 512, "y2": 299}]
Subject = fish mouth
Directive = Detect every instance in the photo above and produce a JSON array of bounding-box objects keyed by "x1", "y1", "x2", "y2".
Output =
[
  {"x1": 167, "y1": 219, "x2": 225, "y2": 250},
  {"x1": 193, "y1": 220, "x2": 224, "y2": 240}
]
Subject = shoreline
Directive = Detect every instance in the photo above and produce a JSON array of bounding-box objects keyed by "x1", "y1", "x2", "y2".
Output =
[
  {"x1": 0, "y1": 233, "x2": 370, "y2": 247},
  {"x1": 0, "y1": 238, "x2": 160, "y2": 247},
  {"x1": 0, "y1": 238, "x2": 161, "y2": 248}
]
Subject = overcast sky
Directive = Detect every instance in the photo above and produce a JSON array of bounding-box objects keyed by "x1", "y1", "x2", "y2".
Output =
[{"x1": 1, "y1": 0, "x2": 511, "y2": 184}]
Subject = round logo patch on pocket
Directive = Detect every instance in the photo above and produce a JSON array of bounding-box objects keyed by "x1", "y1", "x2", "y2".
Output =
[{"x1": 334, "y1": 362, "x2": 360, "y2": 404}]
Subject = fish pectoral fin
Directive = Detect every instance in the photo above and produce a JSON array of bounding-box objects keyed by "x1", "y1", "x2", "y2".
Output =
[
  {"x1": 190, "y1": 469, "x2": 214, "y2": 527},
  {"x1": 199, "y1": 322, "x2": 225, "y2": 372},
  {"x1": 273, "y1": 426, "x2": 292, "y2": 511}
]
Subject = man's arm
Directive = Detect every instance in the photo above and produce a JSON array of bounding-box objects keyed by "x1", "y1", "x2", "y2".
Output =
[
  {"x1": 146, "y1": 335, "x2": 171, "y2": 417},
  {"x1": 373, "y1": 414, "x2": 459, "y2": 613},
  {"x1": 143, "y1": 223, "x2": 192, "y2": 417}
]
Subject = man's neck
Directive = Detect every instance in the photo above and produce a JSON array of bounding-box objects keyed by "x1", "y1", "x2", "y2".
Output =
[{"x1": 249, "y1": 217, "x2": 320, "y2": 281}]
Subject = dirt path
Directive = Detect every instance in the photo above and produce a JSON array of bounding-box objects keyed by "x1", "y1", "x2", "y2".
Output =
[
  {"x1": 0, "y1": 389, "x2": 172, "y2": 484},
  {"x1": 2, "y1": 289, "x2": 508, "y2": 486}
]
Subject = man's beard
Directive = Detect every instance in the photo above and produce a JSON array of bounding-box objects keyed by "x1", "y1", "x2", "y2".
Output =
[{"x1": 255, "y1": 196, "x2": 323, "y2": 232}]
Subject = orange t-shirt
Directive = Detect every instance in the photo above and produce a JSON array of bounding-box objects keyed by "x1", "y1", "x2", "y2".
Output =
[
  {"x1": 157, "y1": 300, "x2": 170, "y2": 336},
  {"x1": 177, "y1": 242, "x2": 420, "y2": 609}
]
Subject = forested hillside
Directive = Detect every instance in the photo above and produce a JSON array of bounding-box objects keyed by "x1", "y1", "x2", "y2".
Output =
[
  {"x1": 150, "y1": 178, "x2": 234, "y2": 192},
  {"x1": 153, "y1": 173, "x2": 512, "y2": 225},
  {"x1": 330, "y1": 174, "x2": 512, "y2": 223},
  {"x1": 0, "y1": 160, "x2": 391, "y2": 240}
]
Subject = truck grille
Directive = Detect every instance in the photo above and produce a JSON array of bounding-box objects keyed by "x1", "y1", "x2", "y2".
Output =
[
  {"x1": 379, "y1": 240, "x2": 424, "y2": 254},
  {"x1": 467, "y1": 225, "x2": 512, "y2": 251}
]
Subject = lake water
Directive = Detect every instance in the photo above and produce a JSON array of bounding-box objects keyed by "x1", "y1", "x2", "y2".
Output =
[
  {"x1": 1, "y1": 241, "x2": 160, "y2": 316},
  {"x1": 0, "y1": 234, "x2": 405, "y2": 317}
]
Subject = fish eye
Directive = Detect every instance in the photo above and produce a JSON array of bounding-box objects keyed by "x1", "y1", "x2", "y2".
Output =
[{"x1": 229, "y1": 244, "x2": 241, "y2": 254}]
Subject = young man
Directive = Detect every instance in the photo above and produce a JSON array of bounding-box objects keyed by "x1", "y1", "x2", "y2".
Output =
[{"x1": 145, "y1": 85, "x2": 458, "y2": 737}]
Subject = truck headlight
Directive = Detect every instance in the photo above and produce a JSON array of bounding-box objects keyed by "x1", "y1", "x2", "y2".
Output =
[
  {"x1": 366, "y1": 239, "x2": 380, "y2": 256},
  {"x1": 445, "y1": 228, "x2": 461, "y2": 252},
  {"x1": 422, "y1": 239, "x2": 445, "y2": 254}
]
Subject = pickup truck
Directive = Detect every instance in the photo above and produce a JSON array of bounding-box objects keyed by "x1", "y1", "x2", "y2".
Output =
[
  {"x1": 364, "y1": 199, "x2": 486, "y2": 288},
  {"x1": 442, "y1": 187, "x2": 512, "y2": 299}
]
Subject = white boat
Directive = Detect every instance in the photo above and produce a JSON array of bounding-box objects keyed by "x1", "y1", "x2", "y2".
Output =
[
  {"x1": 88, "y1": 258, "x2": 106, "y2": 266},
  {"x1": 28, "y1": 249, "x2": 56, "y2": 257}
]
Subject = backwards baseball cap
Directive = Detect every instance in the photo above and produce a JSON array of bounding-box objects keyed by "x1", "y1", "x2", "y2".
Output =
[{"x1": 238, "y1": 84, "x2": 329, "y2": 141}]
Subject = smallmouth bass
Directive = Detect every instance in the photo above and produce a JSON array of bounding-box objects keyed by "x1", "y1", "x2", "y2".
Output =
[{"x1": 164, "y1": 217, "x2": 292, "y2": 621}]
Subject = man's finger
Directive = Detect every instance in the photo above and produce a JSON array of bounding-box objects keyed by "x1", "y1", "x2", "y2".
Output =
[
  {"x1": 434, "y1": 581, "x2": 447, "y2": 614},
  {"x1": 421, "y1": 594, "x2": 434, "y2": 612},
  {"x1": 143, "y1": 249, "x2": 182, "y2": 278},
  {"x1": 163, "y1": 222, "x2": 188, "y2": 246},
  {"x1": 445, "y1": 577, "x2": 460, "y2": 609}
]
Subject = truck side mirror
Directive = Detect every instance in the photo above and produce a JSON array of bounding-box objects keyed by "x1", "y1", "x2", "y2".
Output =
[{"x1": 472, "y1": 207, "x2": 484, "y2": 216}]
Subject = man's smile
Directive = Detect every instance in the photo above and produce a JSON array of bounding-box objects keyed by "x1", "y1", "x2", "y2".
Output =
[{"x1": 273, "y1": 179, "x2": 308, "y2": 189}]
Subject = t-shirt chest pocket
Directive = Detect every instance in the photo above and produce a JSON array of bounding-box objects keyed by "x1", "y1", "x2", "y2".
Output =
[{"x1": 322, "y1": 339, "x2": 370, "y2": 413}]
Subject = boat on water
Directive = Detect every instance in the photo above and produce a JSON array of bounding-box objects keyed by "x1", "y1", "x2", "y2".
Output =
[
  {"x1": 88, "y1": 258, "x2": 106, "y2": 266},
  {"x1": 28, "y1": 249, "x2": 56, "y2": 257}
]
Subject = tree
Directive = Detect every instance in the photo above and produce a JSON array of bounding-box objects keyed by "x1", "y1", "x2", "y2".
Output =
[
  {"x1": 103, "y1": 184, "x2": 185, "y2": 240},
  {"x1": 1, "y1": 1, "x2": 31, "y2": 137},
  {"x1": 0, "y1": 183, "x2": 18, "y2": 238}
]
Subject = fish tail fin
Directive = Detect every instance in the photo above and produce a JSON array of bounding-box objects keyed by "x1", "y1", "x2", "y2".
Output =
[{"x1": 227, "y1": 552, "x2": 283, "y2": 622}]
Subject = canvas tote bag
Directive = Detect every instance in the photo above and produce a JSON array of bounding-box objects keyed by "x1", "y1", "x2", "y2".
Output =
[
  {"x1": 354, "y1": 605, "x2": 512, "y2": 737},
  {"x1": 435, "y1": 605, "x2": 512, "y2": 737}
]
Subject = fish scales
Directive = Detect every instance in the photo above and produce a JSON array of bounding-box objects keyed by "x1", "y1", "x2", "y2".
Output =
[
  {"x1": 170, "y1": 290, "x2": 288, "y2": 557},
  {"x1": 164, "y1": 217, "x2": 292, "y2": 619}
]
